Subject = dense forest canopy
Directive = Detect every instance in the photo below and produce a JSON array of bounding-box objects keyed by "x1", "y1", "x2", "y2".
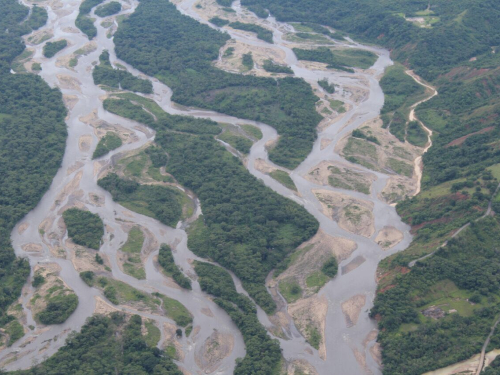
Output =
[
  {"x1": 113, "y1": 0, "x2": 322, "y2": 168},
  {"x1": 0, "y1": 0, "x2": 66, "y2": 333},
  {"x1": 62, "y1": 208, "x2": 104, "y2": 250}
]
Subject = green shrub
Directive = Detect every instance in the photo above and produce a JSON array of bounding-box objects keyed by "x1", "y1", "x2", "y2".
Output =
[
  {"x1": 37, "y1": 294, "x2": 78, "y2": 325},
  {"x1": 62, "y1": 208, "x2": 104, "y2": 250},
  {"x1": 43, "y1": 40, "x2": 67, "y2": 58}
]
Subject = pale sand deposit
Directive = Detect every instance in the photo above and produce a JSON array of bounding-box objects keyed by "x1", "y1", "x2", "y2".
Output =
[
  {"x1": 94, "y1": 296, "x2": 120, "y2": 315},
  {"x1": 63, "y1": 95, "x2": 79, "y2": 111},
  {"x1": 78, "y1": 135, "x2": 93, "y2": 152},
  {"x1": 57, "y1": 75, "x2": 82, "y2": 91},
  {"x1": 375, "y1": 226, "x2": 404, "y2": 250},
  {"x1": 288, "y1": 295, "x2": 328, "y2": 360},
  {"x1": 320, "y1": 139, "x2": 333, "y2": 150},
  {"x1": 341, "y1": 294, "x2": 366, "y2": 327},
  {"x1": 314, "y1": 190, "x2": 375, "y2": 237},
  {"x1": 306, "y1": 161, "x2": 375, "y2": 193},
  {"x1": 287, "y1": 359, "x2": 318, "y2": 375},
  {"x1": 17, "y1": 222, "x2": 29, "y2": 235},
  {"x1": 195, "y1": 330, "x2": 234, "y2": 373},
  {"x1": 21, "y1": 244, "x2": 43, "y2": 253}
]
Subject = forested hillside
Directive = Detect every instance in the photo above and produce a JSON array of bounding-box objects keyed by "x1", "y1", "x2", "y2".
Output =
[
  {"x1": 242, "y1": 0, "x2": 500, "y2": 80},
  {"x1": 0, "y1": 0, "x2": 67, "y2": 335},
  {"x1": 113, "y1": 0, "x2": 322, "y2": 168}
]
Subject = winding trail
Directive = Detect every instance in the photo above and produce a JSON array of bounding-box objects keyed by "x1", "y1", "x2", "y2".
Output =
[
  {"x1": 406, "y1": 70, "x2": 437, "y2": 196},
  {"x1": 1, "y1": 0, "x2": 436, "y2": 374}
]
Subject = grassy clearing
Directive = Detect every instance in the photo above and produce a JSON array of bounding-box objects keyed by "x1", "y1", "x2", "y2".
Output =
[
  {"x1": 121, "y1": 227, "x2": 146, "y2": 279},
  {"x1": 306, "y1": 271, "x2": 329, "y2": 290},
  {"x1": 334, "y1": 48, "x2": 378, "y2": 69},
  {"x1": 147, "y1": 166, "x2": 174, "y2": 183},
  {"x1": 241, "y1": 124, "x2": 263, "y2": 140},
  {"x1": 218, "y1": 130, "x2": 253, "y2": 154},
  {"x1": 419, "y1": 178, "x2": 466, "y2": 199},
  {"x1": 329, "y1": 99, "x2": 345, "y2": 113},
  {"x1": 416, "y1": 280, "x2": 490, "y2": 320},
  {"x1": 278, "y1": 279, "x2": 302, "y2": 303},
  {"x1": 124, "y1": 153, "x2": 148, "y2": 178},
  {"x1": 5, "y1": 320, "x2": 24, "y2": 346},
  {"x1": 406, "y1": 121, "x2": 428, "y2": 147},
  {"x1": 155, "y1": 293, "x2": 193, "y2": 327},
  {"x1": 144, "y1": 321, "x2": 161, "y2": 347},
  {"x1": 287, "y1": 33, "x2": 334, "y2": 44},
  {"x1": 98, "y1": 173, "x2": 183, "y2": 227},
  {"x1": 487, "y1": 163, "x2": 500, "y2": 181},
  {"x1": 327, "y1": 166, "x2": 371, "y2": 194},
  {"x1": 290, "y1": 23, "x2": 314, "y2": 32},
  {"x1": 98, "y1": 277, "x2": 157, "y2": 308},
  {"x1": 387, "y1": 158, "x2": 413, "y2": 177},
  {"x1": 269, "y1": 170, "x2": 297, "y2": 191},
  {"x1": 94, "y1": 276, "x2": 192, "y2": 326},
  {"x1": 306, "y1": 324, "x2": 321, "y2": 349},
  {"x1": 274, "y1": 244, "x2": 314, "y2": 277},
  {"x1": 121, "y1": 227, "x2": 144, "y2": 254},
  {"x1": 344, "y1": 137, "x2": 378, "y2": 160},
  {"x1": 123, "y1": 263, "x2": 145, "y2": 280},
  {"x1": 93, "y1": 132, "x2": 122, "y2": 159}
]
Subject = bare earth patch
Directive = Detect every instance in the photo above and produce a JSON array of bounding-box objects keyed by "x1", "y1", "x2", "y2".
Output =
[
  {"x1": 57, "y1": 75, "x2": 82, "y2": 91},
  {"x1": 272, "y1": 229, "x2": 356, "y2": 296},
  {"x1": 80, "y1": 108, "x2": 138, "y2": 145},
  {"x1": 162, "y1": 323, "x2": 184, "y2": 362},
  {"x1": 94, "y1": 296, "x2": 121, "y2": 315},
  {"x1": 375, "y1": 226, "x2": 404, "y2": 250},
  {"x1": 320, "y1": 138, "x2": 333, "y2": 150},
  {"x1": 78, "y1": 134, "x2": 93, "y2": 152},
  {"x1": 286, "y1": 359, "x2": 318, "y2": 375},
  {"x1": 18, "y1": 222, "x2": 29, "y2": 235},
  {"x1": 195, "y1": 329, "x2": 234, "y2": 373},
  {"x1": 52, "y1": 171, "x2": 83, "y2": 210},
  {"x1": 306, "y1": 161, "x2": 375, "y2": 194},
  {"x1": 28, "y1": 263, "x2": 75, "y2": 323},
  {"x1": 381, "y1": 175, "x2": 418, "y2": 204},
  {"x1": 201, "y1": 307, "x2": 214, "y2": 317},
  {"x1": 314, "y1": 189, "x2": 375, "y2": 237},
  {"x1": 27, "y1": 29, "x2": 53, "y2": 45},
  {"x1": 254, "y1": 158, "x2": 277, "y2": 174},
  {"x1": 341, "y1": 294, "x2": 366, "y2": 327},
  {"x1": 216, "y1": 39, "x2": 287, "y2": 77},
  {"x1": 341, "y1": 255, "x2": 366, "y2": 275},
  {"x1": 21, "y1": 243, "x2": 43, "y2": 253},
  {"x1": 69, "y1": 240, "x2": 110, "y2": 273},
  {"x1": 337, "y1": 118, "x2": 420, "y2": 182},
  {"x1": 267, "y1": 230, "x2": 356, "y2": 338},
  {"x1": 63, "y1": 94, "x2": 79, "y2": 112},
  {"x1": 288, "y1": 295, "x2": 328, "y2": 359}
]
